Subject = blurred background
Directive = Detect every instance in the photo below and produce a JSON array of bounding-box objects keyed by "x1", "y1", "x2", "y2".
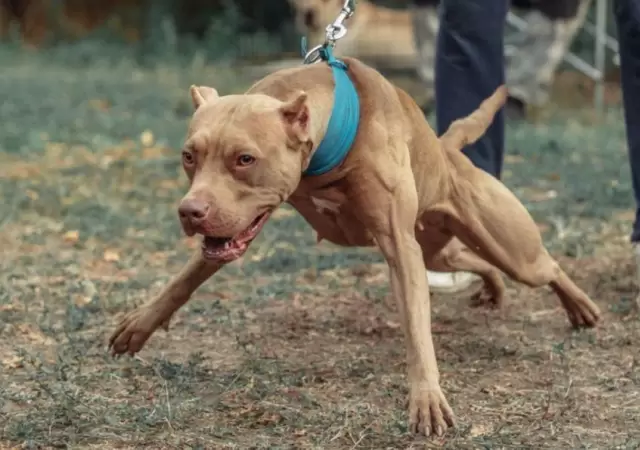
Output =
[
  {"x1": 0, "y1": 0, "x2": 625, "y2": 117},
  {"x1": 0, "y1": 0, "x2": 299, "y2": 56},
  {"x1": 0, "y1": 0, "x2": 620, "y2": 74}
]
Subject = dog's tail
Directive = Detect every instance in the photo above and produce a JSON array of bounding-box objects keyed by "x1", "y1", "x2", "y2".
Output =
[{"x1": 439, "y1": 85, "x2": 508, "y2": 152}]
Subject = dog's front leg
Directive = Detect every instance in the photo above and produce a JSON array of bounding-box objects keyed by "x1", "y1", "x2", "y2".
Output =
[
  {"x1": 109, "y1": 250, "x2": 222, "y2": 356},
  {"x1": 378, "y1": 227, "x2": 455, "y2": 436},
  {"x1": 357, "y1": 179, "x2": 455, "y2": 436}
]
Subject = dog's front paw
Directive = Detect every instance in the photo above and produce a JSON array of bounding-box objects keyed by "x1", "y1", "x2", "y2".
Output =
[
  {"x1": 108, "y1": 306, "x2": 169, "y2": 356},
  {"x1": 408, "y1": 381, "x2": 455, "y2": 436}
]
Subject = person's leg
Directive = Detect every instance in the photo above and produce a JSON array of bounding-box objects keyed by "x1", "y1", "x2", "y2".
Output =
[
  {"x1": 614, "y1": 0, "x2": 640, "y2": 251},
  {"x1": 413, "y1": 0, "x2": 507, "y2": 292},
  {"x1": 435, "y1": 0, "x2": 508, "y2": 179},
  {"x1": 421, "y1": 0, "x2": 507, "y2": 294}
]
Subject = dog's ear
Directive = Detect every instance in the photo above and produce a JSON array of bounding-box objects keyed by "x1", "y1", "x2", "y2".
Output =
[
  {"x1": 190, "y1": 85, "x2": 219, "y2": 110},
  {"x1": 279, "y1": 91, "x2": 310, "y2": 142}
]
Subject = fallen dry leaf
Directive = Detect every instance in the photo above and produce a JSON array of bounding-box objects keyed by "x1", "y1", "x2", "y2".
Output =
[
  {"x1": 44, "y1": 141, "x2": 67, "y2": 156},
  {"x1": 547, "y1": 173, "x2": 561, "y2": 181},
  {"x1": 613, "y1": 209, "x2": 636, "y2": 222},
  {"x1": 384, "y1": 320, "x2": 400, "y2": 329},
  {"x1": 1, "y1": 354, "x2": 23, "y2": 369},
  {"x1": 526, "y1": 189, "x2": 558, "y2": 203},
  {"x1": 505, "y1": 155, "x2": 525, "y2": 163},
  {"x1": 74, "y1": 294, "x2": 93, "y2": 306},
  {"x1": 25, "y1": 189, "x2": 39, "y2": 200},
  {"x1": 0, "y1": 304, "x2": 20, "y2": 312},
  {"x1": 63, "y1": 230, "x2": 80, "y2": 244},
  {"x1": 16, "y1": 323, "x2": 55, "y2": 345},
  {"x1": 140, "y1": 130, "x2": 154, "y2": 147},
  {"x1": 103, "y1": 249, "x2": 120, "y2": 262},
  {"x1": 88, "y1": 98, "x2": 110, "y2": 111},
  {"x1": 469, "y1": 423, "x2": 490, "y2": 437}
]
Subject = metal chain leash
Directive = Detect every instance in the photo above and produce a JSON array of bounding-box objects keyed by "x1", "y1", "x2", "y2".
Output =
[{"x1": 302, "y1": 0, "x2": 356, "y2": 64}]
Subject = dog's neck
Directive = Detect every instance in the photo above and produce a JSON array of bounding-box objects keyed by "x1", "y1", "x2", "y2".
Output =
[
  {"x1": 310, "y1": 100, "x2": 332, "y2": 147},
  {"x1": 304, "y1": 89, "x2": 336, "y2": 167}
]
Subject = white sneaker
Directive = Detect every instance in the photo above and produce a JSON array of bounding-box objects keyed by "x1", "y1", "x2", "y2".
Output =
[{"x1": 427, "y1": 270, "x2": 480, "y2": 294}]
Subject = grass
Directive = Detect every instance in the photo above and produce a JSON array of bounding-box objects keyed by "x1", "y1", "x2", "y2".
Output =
[{"x1": 1, "y1": 44, "x2": 639, "y2": 449}]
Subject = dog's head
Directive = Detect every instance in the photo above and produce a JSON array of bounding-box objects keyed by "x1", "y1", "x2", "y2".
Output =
[
  {"x1": 288, "y1": 0, "x2": 351, "y2": 35},
  {"x1": 178, "y1": 85, "x2": 312, "y2": 263}
]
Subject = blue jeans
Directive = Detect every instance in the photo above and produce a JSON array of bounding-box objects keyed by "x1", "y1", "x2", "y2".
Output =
[
  {"x1": 435, "y1": 0, "x2": 508, "y2": 178},
  {"x1": 614, "y1": 0, "x2": 640, "y2": 241},
  {"x1": 435, "y1": 0, "x2": 640, "y2": 240}
]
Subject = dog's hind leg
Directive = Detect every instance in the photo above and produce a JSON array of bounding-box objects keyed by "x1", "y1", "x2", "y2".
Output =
[
  {"x1": 436, "y1": 84, "x2": 599, "y2": 327},
  {"x1": 416, "y1": 221, "x2": 506, "y2": 308},
  {"x1": 443, "y1": 173, "x2": 600, "y2": 328}
]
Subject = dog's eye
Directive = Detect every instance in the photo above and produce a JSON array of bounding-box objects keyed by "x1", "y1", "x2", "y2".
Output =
[
  {"x1": 237, "y1": 154, "x2": 256, "y2": 167},
  {"x1": 182, "y1": 151, "x2": 194, "y2": 166}
]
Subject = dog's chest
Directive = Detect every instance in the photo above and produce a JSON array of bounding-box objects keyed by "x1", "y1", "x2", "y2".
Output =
[
  {"x1": 288, "y1": 189, "x2": 375, "y2": 248},
  {"x1": 309, "y1": 196, "x2": 340, "y2": 215}
]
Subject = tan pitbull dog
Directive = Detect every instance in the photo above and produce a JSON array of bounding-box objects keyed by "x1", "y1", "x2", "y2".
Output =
[{"x1": 108, "y1": 57, "x2": 601, "y2": 436}]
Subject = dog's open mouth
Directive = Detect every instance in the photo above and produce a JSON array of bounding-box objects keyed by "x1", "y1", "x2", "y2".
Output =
[{"x1": 201, "y1": 212, "x2": 270, "y2": 262}]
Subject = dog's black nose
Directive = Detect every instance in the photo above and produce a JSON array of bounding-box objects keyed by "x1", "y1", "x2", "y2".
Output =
[{"x1": 304, "y1": 10, "x2": 315, "y2": 28}]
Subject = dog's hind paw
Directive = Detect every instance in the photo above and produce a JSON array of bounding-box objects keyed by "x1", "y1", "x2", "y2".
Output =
[
  {"x1": 469, "y1": 273, "x2": 505, "y2": 310},
  {"x1": 469, "y1": 286, "x2": 502, "y2": 309}
]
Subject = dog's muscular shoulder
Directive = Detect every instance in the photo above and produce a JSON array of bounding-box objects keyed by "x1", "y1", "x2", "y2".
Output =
[{"x1": 247, "y1": 58, "x2": 448, "y2": 246}]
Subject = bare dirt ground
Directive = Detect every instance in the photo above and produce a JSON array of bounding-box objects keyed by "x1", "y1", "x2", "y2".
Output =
[{"x1": 1, "y1": 54, "x2": 639, "y2": 449}]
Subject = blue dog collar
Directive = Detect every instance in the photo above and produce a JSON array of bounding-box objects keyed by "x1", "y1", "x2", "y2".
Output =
[{"x1": 301, "y1": 44, "x2": 360, "y2": 177}]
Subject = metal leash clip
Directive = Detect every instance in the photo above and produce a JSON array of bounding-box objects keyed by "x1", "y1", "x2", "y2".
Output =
[{"x1": 303, "y1": 0, "x2": 356, "y2": 64}]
